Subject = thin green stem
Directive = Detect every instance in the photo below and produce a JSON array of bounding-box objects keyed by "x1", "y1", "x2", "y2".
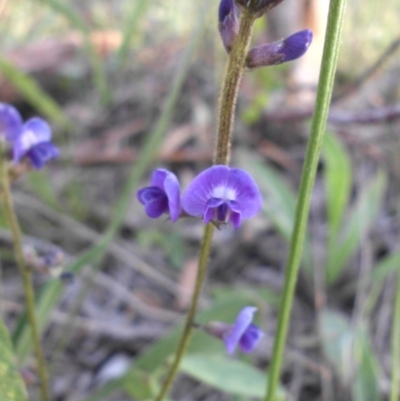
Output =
[
  {"x1": 215, "y1": 9, "x2": 254, "y2": 165},
  {"x1": 0, "y1": 144, "x2": 50, "y2": 401},
  {"x1": 155, "y1": 224, "x2": 214, "y2": 401},
  {"x1": 264, "y1": 0, "x2": 347, "y2": 400},
  {"x1": 390, "y1": 272, "x2": 400, "y2": 401}
]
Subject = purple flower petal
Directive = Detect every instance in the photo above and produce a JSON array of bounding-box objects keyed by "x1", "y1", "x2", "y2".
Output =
[
  {"x1": 239, "y1": 324, "x2": 264, "y2": 353},
  {"x1": 224, "y1": 306, "x2": 257, "y2": 355},
  {"x1": 0, "y1": 102, "x2": 23, "y2": 141},
  {"x1": 218, "y1": 0, "x2": 239, "y2": 52},
  {"x1": 150, "y1": 169, "x2": 169, "y2": 188},
  {"x1": 23, "y1": 117, "x2": 52, "y2": 143},
  {"x1": 182, "y1": 166, "x2": 261, "y2": 228},
  {"x1": 182, "y1": 165, "x2": 230, "y2": 218},
  {"x1": 137, "y1": 187, "x2": 169, "y2": 218},
  {"x1": 226, "y1": 168, "x2": 262, "y2": 219},
  {"x1": 13, "y1": 117, "x2": 57, "y2": 167},
  {"x1": 162, "y1": 172, "x2": 181, "y2": 222},
  {"x1": 137, "y1": 169, "x2": 181, "y2": 222},
  {"x1": 281, "y1": 29, "x2": 313, "y2": 62},
  {"x1": 246, "y1": 29, "x2": 313, "y2": 69},
  {"x1": 26, "y1": 142, "x2": 59, "y2": 169},
  {"x1": 219, "y1": 0, "x2": 234, "y2": 22}
]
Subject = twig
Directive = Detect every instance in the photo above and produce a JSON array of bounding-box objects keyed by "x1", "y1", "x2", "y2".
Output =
[{"x1": 265, "y1": 103, "x2": 400, "y2": 125}]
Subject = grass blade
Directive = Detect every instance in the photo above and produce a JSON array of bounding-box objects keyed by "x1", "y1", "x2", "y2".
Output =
[
  {"x1": 115, "y1": 0, "x2": 149, "y2": 69},
  {"x1": 323, "y1": 132, "x2": 352, "y2": 246},
  {"x1": 238, "y1": 151, "x2": 313, "y2": 272},
  {"x1": 0, "y1": 57, "x2": 69, "y2": 128},
  {"x1": 0, "y1": 319, "x2": 28, "y2": 401},
  {"x1": 36, "y1": 0, "x2": 109, "y2": 103},
  {"x1": 326, "y1": 170, "x2": 386, "y2": 284}
]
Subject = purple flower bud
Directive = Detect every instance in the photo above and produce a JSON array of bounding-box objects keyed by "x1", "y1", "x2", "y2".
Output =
[
  {"x1": 204, "y1": 307, "x2": 264, "y2": 354},
  {"x1": 137, "y1": 169, "x2": 181, "y2": 222},
  {"x1": 13, "y1": 117, "x2": 59, "y2": 169},
  {"x1": 246, "y1": 29, "x2": 313, "y2": 69},
  {"x1": 182, "y1": 165, "x2": 262, "y2": 229},
  {"x1": 218, "y1": 0, "x2": 239, "y2": 52},
  {"x1": 233, "y1": 0, "x2": 285, "y2": 18},
  {"x1": 0, "y1": 102, "x2": 23, "y2": 142}
]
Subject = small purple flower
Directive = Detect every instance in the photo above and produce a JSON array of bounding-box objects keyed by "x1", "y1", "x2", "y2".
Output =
[
  {"x1": 182, "y1": 165, "x2": 262, "y2": 229},
  {"x1": 246, "y1": 29, "x2": 313, "y2": 69},
  {"x1": 204, "y1": 306, "x2": 264, "y2": 354},
  {"x1": 13, "y1": 117, "x2": 59, "y2": 169},
  {"x1": 218, "y1": 0, "x2": 239, "y2": 52},
  {"x1": 0, "y1": 102, "x2": 23, "y2": 142},
  {"x1": 137, "y1": 169, "x2": 181, "y2": 222}
]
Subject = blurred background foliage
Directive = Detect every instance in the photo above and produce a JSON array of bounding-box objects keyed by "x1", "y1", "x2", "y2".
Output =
[{"x1": 1, "y1": 0, "x2": 400, "y2": 400}]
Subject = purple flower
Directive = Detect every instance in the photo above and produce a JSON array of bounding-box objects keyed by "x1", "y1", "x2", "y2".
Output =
[
  {"x1": 181, "y1": 165, "x2": 262, "y2": 229},
  {"x1": 218, "y1": 0, "x2": 239, "y2": 52},
  {"x1": 204, "y1": 306, "x2": 264, "y2": 354},
  {"x1": 13, "y1": 117, "x2": 59, "y2": 169},
  {"x1": 137, "y1": 169, "x2": 181, "y2": 222},
  {"x1": 246, "y1": 29, "x2": 313, "y2": 69},
  {"x1": 0, "y1": 102, "x2": 23, "y2": 142}
]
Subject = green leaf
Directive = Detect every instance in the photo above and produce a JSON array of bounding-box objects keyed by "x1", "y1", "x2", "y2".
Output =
[
  {"x1": 238, "y1": 150, "x2": 313, "y2": 272},
  {"x1": 320, "y1": 309, "x2": 379, "y2": 399},
  {"x1": 85, "y1": 292, "x2": 267, "y2": 401},
  {"x1": 0, "y1": 319, "x2": 28, "y2": 401},
  {"x1": 123, "y1": 368, "x2": 158, "y2": 400},
  {"x1": 0, "y1": 58, "x2": 69, "y2": 128},
  {"x1": 326, "y1": 170, "x2": 386, "y2": 284},
  {"x1": 320, "y1": 310, "x2": 355, "y2": 383},
  {"x1": 180, "y1": 354, "x2": 285, "y2": 400},
  {"x1": 352, "y1": 336, "x2": 379, "y2": 401},
  {"x1": 238, "y1": 151, "x2": 295, "y2": 240},
  {"x1": 369, "y1": 251, "x2": 400, "y2": 282},
  {"x1": 323, "y1": 132, "x2": 352, "y2": 246}
]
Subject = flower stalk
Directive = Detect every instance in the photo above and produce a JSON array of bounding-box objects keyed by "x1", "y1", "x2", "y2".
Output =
[
  {"x1": 0, "y1": 143, "x2": 50, "y2": 401},
  {"x1": 154, "y1": 9, "x2": 255, "y2": 401},
  {"x1": 216, "y1": 8, "x2": 254, "y2": 165},
  {"x1": 154, "y1": 223, "x2": 214, "y2": 401},
  {"x1": 264, "y1": 0, "x2": 348, "y2": 400}
]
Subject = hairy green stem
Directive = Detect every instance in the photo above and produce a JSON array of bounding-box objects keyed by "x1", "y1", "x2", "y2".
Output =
[
  {"x1": 0, "y1": 144, "x2": 50, "y2": 401},
  {"x1": 215, "y1": 9, "x2": 254, "y2": 165},
  {"x1": 264, "y1": 1, "x2": 347, "y2": 400},
  {"x1": 155, "y1": 224, "x2": 214, "y2": 401},
  {"x1": 154, "y1": 10, "x2": 255, "y2": 401},
  {"x1": 390, "y1": 273, "x2": 400, "y2": 401}
]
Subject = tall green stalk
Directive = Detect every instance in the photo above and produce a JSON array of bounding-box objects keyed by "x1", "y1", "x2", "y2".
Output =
[
  {"x1": 264, "y1": 1, "x2": 348, "y2": 400},
  {"x1": 154, "y1": 10, "x2": 255, "y2": 401},
  {"x1": 0, "y1": 144, "x2": 50, "y2": 401},
  {"x1": 390, "y1": 272, "x2": 400, "y2": 401}
]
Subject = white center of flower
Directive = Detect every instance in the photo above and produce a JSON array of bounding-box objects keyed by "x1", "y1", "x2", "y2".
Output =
[
  {"x1": 20, "y1": 129, "x2": 39, "y2": 149},
  {"x1": 211, "y1": 185, "x2": 236, "y2": 201}
]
